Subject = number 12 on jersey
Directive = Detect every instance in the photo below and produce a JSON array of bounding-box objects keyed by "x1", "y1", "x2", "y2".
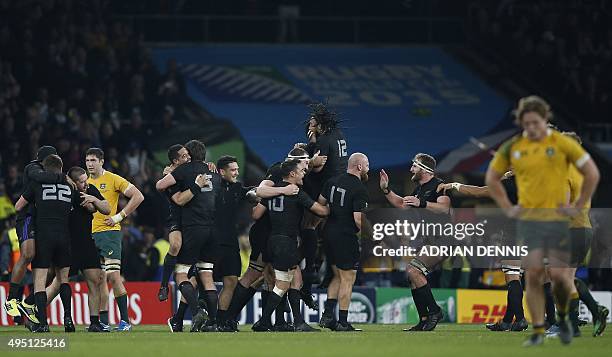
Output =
[{"x1": 337, "y1": 140, "x2": 347, "y2": 157}]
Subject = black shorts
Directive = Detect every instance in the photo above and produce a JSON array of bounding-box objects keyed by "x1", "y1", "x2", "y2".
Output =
[
  {"x1": 324, "y1": 230, "x2": 360, "y2": 271},
  {"x1": 32, "y1": 233, "x2": 71, "y2": 269},
  {"x1": 177, "y1": 225, "x2": 216, "y2": 265},
  {"x1": 213, "y1": 245, "x2": 242, "y2": 280},
  {"x1": 69, "y1": 239, "x2": 101, "y2": 275},
  {"x1": 268, "y1": 235, "x2": 300, "y2": 271},
  {"x1": 16, "y1": 216, "x2": 35, "y2": 244},
  {"x1": 249, "y1": 220, "x2": 271, "y2": 263}
]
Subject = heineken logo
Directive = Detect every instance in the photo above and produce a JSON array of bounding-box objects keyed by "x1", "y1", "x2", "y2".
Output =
[{"x1": 349, "y1": 292, "x2": 375, "y2": 323}]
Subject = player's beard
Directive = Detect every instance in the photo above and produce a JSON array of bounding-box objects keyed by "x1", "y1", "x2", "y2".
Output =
[
  {"x1": 411, "y1": 171, "x2": 421, "y2": 182},
  {"x1": 360, "y1": 172, "x2": 369, "y2": 182}
]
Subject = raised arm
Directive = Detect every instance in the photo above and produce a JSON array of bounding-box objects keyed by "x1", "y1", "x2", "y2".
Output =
[{"x1": 379, "y1": 169, "x2": 405, "y2": 208}]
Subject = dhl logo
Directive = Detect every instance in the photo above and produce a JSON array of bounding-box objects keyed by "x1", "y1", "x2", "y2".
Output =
[{"x1": 470, "y1": 304, "x2": 507, "y2": 323}]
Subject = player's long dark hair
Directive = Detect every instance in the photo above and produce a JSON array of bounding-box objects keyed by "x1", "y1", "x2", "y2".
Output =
[{"x1": 304, "y1": 101, "x2": 343, "y2": 135}]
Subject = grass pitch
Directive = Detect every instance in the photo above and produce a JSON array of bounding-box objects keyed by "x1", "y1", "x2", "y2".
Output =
[{"x1": 1, "y1": 324, "x2": 611, "y2": 357}]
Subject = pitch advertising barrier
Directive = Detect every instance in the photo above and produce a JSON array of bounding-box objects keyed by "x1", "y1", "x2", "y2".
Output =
[
  {"x1": 376, "y1": 288, "x2": 456, "y2": 324},
  {"x1": 0, "y1": 282, "x2": 173, "y2": 326},
  {"x1": 174, "y1": 286, "x2": 376, "y2": 325}
]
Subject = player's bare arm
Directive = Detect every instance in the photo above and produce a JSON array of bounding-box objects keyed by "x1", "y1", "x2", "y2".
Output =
[
  {"x1": 256, "y1": 179, "x2": 299, "y2": 198},
  {"x1": 103, "y1": 184, "x2": 144, "y2": 226},
  {"x1": 379, "y1": 169, "x2": 405, "y2": 208}
]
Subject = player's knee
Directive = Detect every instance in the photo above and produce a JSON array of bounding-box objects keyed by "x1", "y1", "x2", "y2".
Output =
[
  {"x1": 21, "y1": 249, "x2": 35, "y2": 262},
  {"x1": 168, "y1": 241, "x2": 181, "y2": 255},
  {"x1": 223, "y1": 276, "x2": 238, "y2": 288}
]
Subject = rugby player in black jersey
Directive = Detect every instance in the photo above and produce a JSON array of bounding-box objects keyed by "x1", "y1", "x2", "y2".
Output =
[
  {"x1": 318, "y1": 153, "x2": 370, "y2": 332},
  {"x1": 251, "y1": 159, "x2": 329, "y2": 332},
  {"x1": 14, "y1": 155, "x2": 79, "y2": 333},
  {"x1": 301, "y1": 103, "x2": 348, "y2": 298},
  {"x1": 379, "y1": 153, "x2": 451, "y2": 331},
  {"x1": 156, "y1": 140, "x2": 222, "y2": 332}
]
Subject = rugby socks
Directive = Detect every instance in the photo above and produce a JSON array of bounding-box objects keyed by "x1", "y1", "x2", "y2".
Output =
[
  {"x1": 161, "y1": 254, "x2": 177, "y2": 287},
  {"x1": 552, "y1": 283, "x2": 570, "y2": 322},
  {"x1": 198, "y1": 287, "x2": 208, "y2": 311},
  {"x1": 261, "y1": 290, "x2": 270, "y2": 314},
  {"x1": 24, "y1": 292, "x2": 35, "y2": 305},
  {"x1": 100, "y1": 311, "x2": 109, "y2": 325},
  {"x1": 217, "y1": 309, "x2": 227, "y2": 322},
  {"x1": 569, "y1": 291, "x2": 580, "y2": 329},
  {"x1": 411, "y1": 287, "x2": 429, "y2": 320},
  {"x1": 323, "y1": 298, "x2": 337, "y2": 317},
  {"x1": 179, "y1": 281, "x2": 199, "y2": 315},
  {"x1": 59, "y1": 283, "x2": 72, "y2": 318},
  {"x1": 116, "y1": 294, "x2": 129, "y2": 323},
  {"x1": 34, "y1": 291, "x2": 48, "y2": 325},
  {"x1": 421, "y1": 283, "x2": 441, "y2": 314},
  {"x1": 204, "y1": 290, "x2": 218, "y2": 321},
  {"x1": 502, "y1": 284, "x2": 515, "y2": 323},
  {"x1": 90, "y1": 315, "x2": 100, "y2": 325},
  {"x1": 339, "y1": 310, "x2": 349, "y2": 324},
  {"x1": 261, "y1": 291, "x2": 283, "y2": 323},
  {"x1": 227, "y1": 283, "x2": 256, "y2": 320},
  {"x1": 176, "y1": 301, "x2": 188, "y2": 321},
  {"x1": 574, "y1": 278, "x2": 599, "y2": 316},
  {"x1": 274, "y1": 295, "x2": 288, "y2": 324},
  {"x1": 543, "y1": 282, "x2": 557, "y2": 326},
  {"x1": 288, "y1": 289, "x2": 304, "y2": 325},
  {"x1": 8, "y1": 282, "x2": 21, "y2": 300},
  {"x1": 533, "y1": 323, "x2": 546, "y2": 335},
  {"x1": 300, "y1": 229, "x2": 318, "y2": 276},
  {"x1": 507, "y1": 280, "x2": 524, "y2": 321}
]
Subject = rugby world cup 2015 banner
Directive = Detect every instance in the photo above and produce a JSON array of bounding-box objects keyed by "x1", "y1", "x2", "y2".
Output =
[
  {"x1": 0, "y1": 282, "x2": 173, "y2": 326},
  {"x1": 153, "y1": 46, "x2": 510, "y2": 168},
  {"x1": 174, "y1": 286, "x2": 376, "y2": 325}
]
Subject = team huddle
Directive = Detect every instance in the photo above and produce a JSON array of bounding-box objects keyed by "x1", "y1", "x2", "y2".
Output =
[{"x1": 1, "y1": 97, "x2": 608, "y2": 344}]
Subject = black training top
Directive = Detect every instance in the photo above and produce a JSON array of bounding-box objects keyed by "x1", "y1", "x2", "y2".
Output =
[{"x1": 216, "y1": 180, "x2": 251, "y2": 246}]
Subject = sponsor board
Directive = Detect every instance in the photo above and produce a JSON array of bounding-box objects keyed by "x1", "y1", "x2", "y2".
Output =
[
  {"x1": 376, "y1": 288, "x2": 456, "y2": 324},
  {"x1": 579, "y1": 291, "x2": 612, "y2": 323},
  {"x1": 175, "y1": 286, "x2": 375, "y2": 324},
  {"x1": 1, "y1": 282, "x2": 173, "y2": 326}
]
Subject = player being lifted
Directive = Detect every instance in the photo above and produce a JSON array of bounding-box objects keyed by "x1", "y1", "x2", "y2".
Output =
[
  {"x1": 251, "y1": 159, "x2": 329, "y2": 332},
  {"x1": 158, "y1": 144, "x2": 191, "y2": 301},
  {"x1": 156, "y1": 139, "x2": 222, "y2": 332},
  {"x1": 301, "y1": 102, "x2": 347, "y2": 300},
  {"x1": 86, "y1": 148, "x2": 144, "y2": 331},
  {"x1": 379, "y1": 153, "x2": 451, "y2": 332},
  {"x1": 486, "y1": 96, "x2": 599, "y2": 346},
  {"x1": 319, "y1": 153, "x2": 370, "y2": 331}
]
